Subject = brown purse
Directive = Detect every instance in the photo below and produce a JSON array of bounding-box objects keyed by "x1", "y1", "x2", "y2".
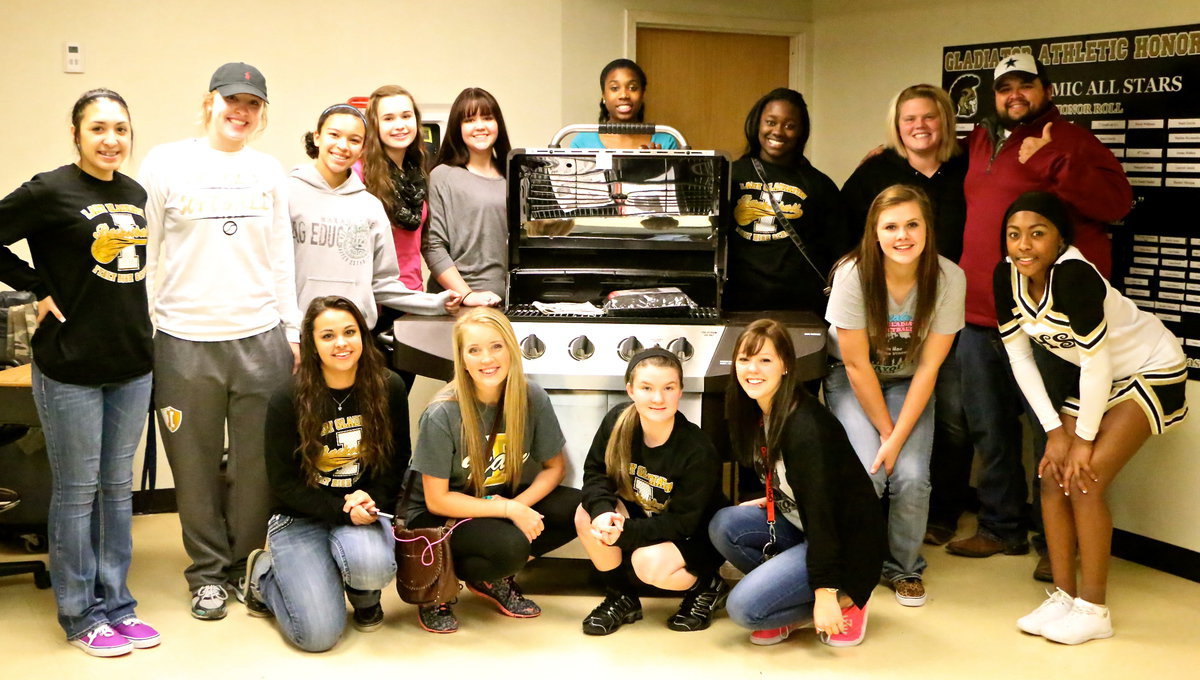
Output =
[
  {"x1": 392, "y1": 398, "x2": 503, "y2": 605},
  {"x1": 392, "y1": 470, "x2": 467, "y2": 606}
]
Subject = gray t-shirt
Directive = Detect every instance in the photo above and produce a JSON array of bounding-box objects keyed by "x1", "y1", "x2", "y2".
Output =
[
  {"x1": 406, "y1": 382, "x2": 565, "y2": 519},
  {"x1": 825, "y1": 255, "x2": 965, "y2": 379},
  {"x1": 421, "y1": 164, "x2": 508, "y2": 299}
]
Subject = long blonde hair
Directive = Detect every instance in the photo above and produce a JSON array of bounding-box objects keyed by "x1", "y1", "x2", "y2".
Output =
[
  {"x1": 833, "y1": 184, "x2": 940, "y2": 364},
  {"x1": 436, "y1": 308, "x2": 529, "y2": 496},
  {"x1": 604, "y1": 353, "x2": 683, "y2": 502}
]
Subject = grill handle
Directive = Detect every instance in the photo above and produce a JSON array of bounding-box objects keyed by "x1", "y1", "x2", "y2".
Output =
[{"x1": 549, "y1": 123, "x2": 689, "y2": 149}]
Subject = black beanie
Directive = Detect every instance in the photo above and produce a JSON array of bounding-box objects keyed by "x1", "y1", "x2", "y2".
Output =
[{"x1": 1001, "y1": 191, "x2": 1073, "y2": 256}]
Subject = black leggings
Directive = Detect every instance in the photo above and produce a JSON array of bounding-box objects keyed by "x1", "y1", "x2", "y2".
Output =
[{"x1": 409, "y1": 485, "x2": 580, "y2": 582}]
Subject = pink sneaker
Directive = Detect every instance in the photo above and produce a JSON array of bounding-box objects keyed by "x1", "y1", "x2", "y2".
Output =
[
  {"x1": 112, "y1": 617, "x2": 160, "y2": 649},
  {"x1": 822, "y1": 602, "x2": 869, "y2": 647},
  {"x1": 750, "y1": 625, "x2": 792, "y2": 646},
  {"x1": 70, "y1": 623, "x2": 133, "y2": 657}
]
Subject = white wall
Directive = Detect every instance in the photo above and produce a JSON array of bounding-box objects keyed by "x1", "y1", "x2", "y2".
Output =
[{"x1": 809, "y1": 0, "x2": 1200, "y2": 552}]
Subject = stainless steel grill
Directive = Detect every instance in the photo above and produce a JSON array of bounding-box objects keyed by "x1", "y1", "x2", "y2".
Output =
[{"x1": 393, "y1": 128, "x2": 826, "y2": 492}]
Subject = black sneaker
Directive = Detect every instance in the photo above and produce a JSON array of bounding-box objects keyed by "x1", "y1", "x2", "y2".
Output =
[
  {"x1": 582, "y1": 590, "x2": 643, "y2": 635},
  {"x1": 667, "y1": 574, "x2": 730, "y2": 631},
  {"x1": 466, "y1": 576, "x2": 541, "y2": 618},
  {"x1": 352, "y1": 603, "x2": 384, "y2": 632},
  {"x1": 243, "y1": 548, "x2": 272, "y2": 618},
  {"x1": 418, "y1": 602, "x2": 459, "y2": 634}
]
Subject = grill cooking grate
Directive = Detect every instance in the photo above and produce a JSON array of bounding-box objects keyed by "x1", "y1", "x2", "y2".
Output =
[{"x1": 506, "y1": 305, "x2": 720, "y2": 322}]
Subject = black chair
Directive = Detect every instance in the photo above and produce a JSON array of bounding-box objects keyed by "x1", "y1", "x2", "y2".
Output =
[{"x1": 0, "y1": 489, "x2": 49, "y2": 589}]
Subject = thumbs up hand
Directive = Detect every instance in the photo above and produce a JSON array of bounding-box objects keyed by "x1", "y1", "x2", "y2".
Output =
[{"x1": 1018, "y1": 122, "x2": 1053, "y2": 164}]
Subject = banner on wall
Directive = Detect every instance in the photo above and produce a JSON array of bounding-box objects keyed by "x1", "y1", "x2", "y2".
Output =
[{"x1": 943, "y1": 24, "x2": 1200, "y2": 378}]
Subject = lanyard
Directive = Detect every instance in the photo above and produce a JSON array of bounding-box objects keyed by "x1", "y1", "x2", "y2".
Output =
[
  {"x1": 760, "y1": 422, "x2": 780, "y2": 561},
  {"x1": 762, "y1": 444, "x2": 775, "y2": 525}
]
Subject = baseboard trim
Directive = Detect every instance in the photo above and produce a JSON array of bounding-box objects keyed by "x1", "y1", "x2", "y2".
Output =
[
  {"x1": 1112, "y1": 529, "x2": 1200, "y2": 583},
  {"x1": 132, "y1": 489, "x2": 176, "y2": 515}
]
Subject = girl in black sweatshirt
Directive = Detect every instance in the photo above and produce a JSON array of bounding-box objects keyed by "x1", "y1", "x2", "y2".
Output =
[
  {"x1": 245, "y1": 296, "x2": 407, "y2": 652},
  {"x1": 576, "y1": 348, "x2": 728, "y2": 635},
  {"x1": 0, "y1": 89, "x2": 156, "y2": 658}
]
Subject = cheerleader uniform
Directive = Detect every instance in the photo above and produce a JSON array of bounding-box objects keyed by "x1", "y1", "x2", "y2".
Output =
[{"x1": 993, "y1": 246, "x2": 1187, "y2": 439}]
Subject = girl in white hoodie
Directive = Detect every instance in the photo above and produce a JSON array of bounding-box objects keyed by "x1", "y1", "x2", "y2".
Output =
[{"x1": 288, "y1": 103, "x2": 459, "y2": 327}]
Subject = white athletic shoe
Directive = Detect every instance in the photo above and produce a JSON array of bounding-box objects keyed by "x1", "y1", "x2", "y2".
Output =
[
  {"x1": 1017, "y1": 588, "x2": 1075, "y2": 635},
  {"x1": 1041, "y1": 597, "x2": 1113, "y2": 645}
]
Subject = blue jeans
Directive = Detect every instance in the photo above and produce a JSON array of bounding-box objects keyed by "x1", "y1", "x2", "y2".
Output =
[
  {"x1": 957, "y1": 324, "x2": 1026, "y2": 544},
  {"x1": 257, "y1": 514, "x2": 396, "y2": 652},
  {"x1": 824, "y1": 365, "x2": 932, "y2": 580},
  {"x1": 708, "y1": 505, "x2": 814, "y2": 630},
  {"x1": 927, "y1": 341, "x2": 974, "y2": 531},
  {"x1": 31, "y1": 365, "x2": 152, "y2": 640}
]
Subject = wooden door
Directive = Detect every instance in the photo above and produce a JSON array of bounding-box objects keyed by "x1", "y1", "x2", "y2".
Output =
[{"x1": 636, "y1": 28, "x2": 791, "y2": 156}]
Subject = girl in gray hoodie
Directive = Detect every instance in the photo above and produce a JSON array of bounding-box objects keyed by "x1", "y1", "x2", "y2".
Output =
[{"x1": 289, "y1": 104, "x2": 459, "y2": 329}]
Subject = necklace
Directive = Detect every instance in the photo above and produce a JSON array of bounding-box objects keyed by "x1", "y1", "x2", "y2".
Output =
[{"x1": 331, "y1": 388, "x2": 354, "y2": 412}]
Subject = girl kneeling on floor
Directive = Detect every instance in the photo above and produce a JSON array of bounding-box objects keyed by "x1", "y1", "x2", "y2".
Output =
[
  {"x1": 709, "y1": 319, "x2": 885, "y2": 647},
  {"x1": 403, "y1": 307, "x2": 581, "y2": 633},
  {"x1": 823, "y1": 184, "x2": 965, "y2": 607},
  {"x1": 576, "y1": 348, "x2": 728, "y2": 635},
  {"x1": 998, "y1": 192, "x2": 1187, "y2": 645},
  {"x1": 247, "y1": 296, "x2": 408, "y2": 652}
]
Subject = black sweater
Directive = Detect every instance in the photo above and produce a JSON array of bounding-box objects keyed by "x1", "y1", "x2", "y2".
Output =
[
  {"x1": 757, "y1": 392, "x2": 885, "y2": 609},
  {"x1": 581, "y1": 404, "x2": 725, "y2": 550},
  {"x1": 0, "y1": 165, "x2": 152, "y2": 384},
  {"x1": 723, "y1": 156, "x2": 850, "y2": 313},
  {"x1": 264, "y1": 372, "x2": 409, "y2": 524},
  {"x1": 840, "y1": 148, "x2": 967, "y2": 262}
]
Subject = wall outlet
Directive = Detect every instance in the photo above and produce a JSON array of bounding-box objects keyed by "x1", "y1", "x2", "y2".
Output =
[{"x1": 63, "y1": 42, "x2": 83, "y2": 73}]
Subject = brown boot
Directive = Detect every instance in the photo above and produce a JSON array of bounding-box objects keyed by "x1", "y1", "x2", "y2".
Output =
[
  {"x1": 946, "y1": 532, "x2": 1029, "y2": 557},
  {"x1": 923, "y1": 525, "x2": 956, "y2": 546},
  {"x1": 1033, "y1": 554, "x2": 1053, "y2": 582}
]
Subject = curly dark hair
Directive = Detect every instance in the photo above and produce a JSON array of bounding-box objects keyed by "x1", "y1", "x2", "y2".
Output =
[{"x1": 295, "y1": 296, "x2": 392, "y2": 486}]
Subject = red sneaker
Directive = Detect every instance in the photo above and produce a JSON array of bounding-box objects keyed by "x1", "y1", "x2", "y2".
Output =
[
  {"x1": 749, "y1": 625, "x2": 792, "y2": 646},
  {"x1": 822, "y1": 602, "x2": 868, "y2": 647}
]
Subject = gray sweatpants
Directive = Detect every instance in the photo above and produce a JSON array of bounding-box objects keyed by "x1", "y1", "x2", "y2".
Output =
[{"x1": 153, "y1": 325, "x2": 292, "y2": 590}]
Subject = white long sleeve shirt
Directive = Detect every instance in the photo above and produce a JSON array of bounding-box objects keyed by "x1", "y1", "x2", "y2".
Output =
[{"x1": 140, "y1": 138, "x2": 300, "y2": 342}]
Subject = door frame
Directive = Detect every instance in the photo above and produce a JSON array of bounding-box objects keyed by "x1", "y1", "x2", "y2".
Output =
[{"x1": 623, "y1": 10, "x2": 812, "y2": 97}]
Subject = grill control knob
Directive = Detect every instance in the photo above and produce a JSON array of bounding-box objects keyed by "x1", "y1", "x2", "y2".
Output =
[
  {"x1": 569, "y1": 335, "x2": 595, "y2": 361},
  {"x1": 617, "y1": 336, "x2": 643, "y2": 362},
  {"x1": 520, "y1": 334, "x2": 545, "y2": 360},
  {"x1": 667, "y1": 337, "x2": 694, "y2": 362}
]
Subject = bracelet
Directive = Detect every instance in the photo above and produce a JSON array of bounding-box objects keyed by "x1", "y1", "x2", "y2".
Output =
[
  {"x1": 463, "y1": 291, "x2": 474, "y2": 302},
  {"x1": 503, "y1": 500, "x2": 510, "y2": 518},
  {"x1": 820, "y1": 587, "x2": 839, "y2": 595}
]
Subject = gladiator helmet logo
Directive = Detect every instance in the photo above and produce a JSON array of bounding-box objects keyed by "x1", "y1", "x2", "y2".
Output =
[{"x1": 949, "y1": 74, "x2": 982, "y2": 119}]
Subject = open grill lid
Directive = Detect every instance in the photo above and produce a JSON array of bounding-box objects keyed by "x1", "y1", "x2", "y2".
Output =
[{"x1": 505, "y1": 145, "x2": 730, "y2": 317}]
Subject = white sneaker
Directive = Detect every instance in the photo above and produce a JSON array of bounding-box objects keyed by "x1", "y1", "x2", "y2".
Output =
[
  {"x1": 1041, "y1": 597, "x2": 1114, "y2": 645},
  {"x1": 1017, "y1": 588, "x2": 1075, "y2": 635}
]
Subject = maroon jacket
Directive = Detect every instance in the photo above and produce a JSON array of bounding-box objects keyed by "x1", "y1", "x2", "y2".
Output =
[{"x1": 960, "y1": 104, "x2": 1132, "y2": 327}]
